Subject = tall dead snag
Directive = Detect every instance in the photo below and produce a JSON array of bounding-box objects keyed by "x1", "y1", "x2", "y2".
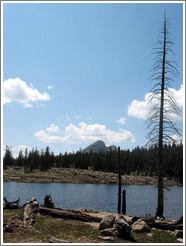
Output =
[
  {"x1": 117, "y1": 146, "x2": 121, "y2": 214},
  {"x1": 146, "y1": 14, "x2": 181, "y2": 218}
]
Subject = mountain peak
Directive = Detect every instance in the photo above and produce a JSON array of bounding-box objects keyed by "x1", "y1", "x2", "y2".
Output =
[{"x1": 83, "y1": 140, "x2": 107, "y2": 153}]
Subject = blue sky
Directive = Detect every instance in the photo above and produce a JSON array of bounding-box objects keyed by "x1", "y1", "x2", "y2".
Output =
[{"x1": 2, "y1": 2, "x2": 184, "y2": 156}]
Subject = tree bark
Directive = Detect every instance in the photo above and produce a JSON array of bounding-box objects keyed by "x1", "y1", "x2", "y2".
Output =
[
  {"x1": 156, "y1": 14, "x2": 167, "y2": 219},
  {"x1": 39, "y1": 207, "x2": 102, "y2": 222},
  {"x1": 3, "y1": 197, "x2": 20, "y2": 209}
]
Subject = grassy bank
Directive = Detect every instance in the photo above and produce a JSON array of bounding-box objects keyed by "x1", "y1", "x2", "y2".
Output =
[
  {"x1": 3, "y1": 209, "x2": 179, "y2": 244},
  {"x1": 3, "y1": 167, "x2": 179, "y2": 185}
]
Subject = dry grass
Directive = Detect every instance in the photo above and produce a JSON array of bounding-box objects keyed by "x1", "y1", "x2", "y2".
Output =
[{"x1": 3, "y1": 167, "x2": 178, "y2": 185}]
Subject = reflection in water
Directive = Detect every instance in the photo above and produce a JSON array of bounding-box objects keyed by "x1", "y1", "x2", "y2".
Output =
[{"x1": 3, "y1": 182, "x2": 183, "y2": 220}]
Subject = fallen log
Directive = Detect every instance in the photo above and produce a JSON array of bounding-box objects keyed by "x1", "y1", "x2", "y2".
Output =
[
  {"x1": 130, "y1": 216, "x2": 183, "y2": 231},
  {"x1": 39, "y1": 207, "x2": 101, "y2": 222},
  {"x1": 151, "y1": 221, "x2": 183, "y2": 231},
  {"x1": 3, "y1": 197, "x2": 20, "y2": 209},
  {"x1": 49, "y1": 237, "x2": 72, "y2": 243}
]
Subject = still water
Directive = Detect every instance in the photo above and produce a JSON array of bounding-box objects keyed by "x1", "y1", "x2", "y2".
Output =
[{"x1": 3, "y1": 182, "x2": 183, "y2": 220}]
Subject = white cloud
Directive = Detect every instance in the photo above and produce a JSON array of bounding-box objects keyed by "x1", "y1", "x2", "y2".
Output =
[
  {"x1": 65, "y1": 116, "x2": 71, "y2": 120},
  {"x1": 116, "y1": 117, "x2": 126, "y2": 125},
  {"x1": 128, "y1": 85, "x2": 183, "y2": 121},
  {"x1": 3, "y1": 144, "x2": 31, "y2": 152},
  {"x1": 35, "y1": 130, "x2": 65, "y2": 143},
  {"x1": 46, "y1": 124, "x2": 60, "y2": 133},
  {"x1": 47, "y1": 85, "x2": 53, "y2": 89},
  {"x1": 3, "y1": 78, "x2": 50, "y2": 107},
  {"x1": 35, "y1": 122, "x2": 135, "y2": 145},
  {"x1": 12, "y1": 145, "x2": 32, "y2": 152},
  {"x1": 3, "y1": 145, "x2": 32, "y2": 158},
  {"x1": 168, "y1": 134, "x2": 183, "y2": 144}
]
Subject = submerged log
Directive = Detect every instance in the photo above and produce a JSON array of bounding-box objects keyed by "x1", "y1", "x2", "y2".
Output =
[
  {"x1": 49, "y1": 237, "x2": 72, "y2": 243},
  {"x1": 39, "y1": 207, "x2": 101, "y2": 222}
]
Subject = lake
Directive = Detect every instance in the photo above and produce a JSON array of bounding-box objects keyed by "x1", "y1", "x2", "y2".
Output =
[{"x1": 3, "y1": 182, "x2": 183, "y2": 220}]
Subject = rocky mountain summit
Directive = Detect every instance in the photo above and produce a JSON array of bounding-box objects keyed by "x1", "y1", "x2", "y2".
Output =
[
  {"x1": 83, "y1": 140, "x2": 117, "y2": 153},
  {"x1": 83, "y1": 140, "x2": 108, "y2": 153}
]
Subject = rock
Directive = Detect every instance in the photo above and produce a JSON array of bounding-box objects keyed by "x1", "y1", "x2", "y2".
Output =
[
  {"x1": 124, "y1": 215, "x2": 135, "y2": 225},
  {"x1": 142, "y1": 216, "x2": 156, "y2": 226},
  {"x1": 114, "y1": 215, "x2": 131, "y2": 238},
  {"x1": 101, "y1": 228, "x2": 118, "y2": 236},
  {"x1": 177, "y1": 238, "x2": 183, "y2": 243},
  {"x1": 99, "y1": 215, "x2": 116, "y2": 230},
  {"x1": 131, "y1": 218, "x2": 151, "y2": 232},
  {"x1": 170, "y1": 230, "x2": 183, "y2": 238},
  {"x1": 147, "y1": 233, "x2": 153, "y2": 237}
]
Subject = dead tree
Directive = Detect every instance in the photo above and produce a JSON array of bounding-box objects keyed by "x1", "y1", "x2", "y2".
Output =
[
  {"x1": 146, "y1": 13, "x2": 181, "y2": 218},
  {"x1": 117, "y1": 146, "x2": 121, "y2": 214},
  {"x1": 3, "y1": 197, "x2": 20, "y2": 209}
]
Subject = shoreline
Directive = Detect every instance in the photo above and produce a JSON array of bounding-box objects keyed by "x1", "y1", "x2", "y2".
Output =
[
  {"x1": 3, "y1": 167, "x2": 181, "y2": 186},
  {"x1": 3, "y1": 206, "x2": 182, "y2": 243}
]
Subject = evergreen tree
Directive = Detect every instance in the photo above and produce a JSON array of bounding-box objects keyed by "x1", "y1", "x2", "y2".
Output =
[{"x1": 3, "y1": 146, "x2": 14, "y2": 168}]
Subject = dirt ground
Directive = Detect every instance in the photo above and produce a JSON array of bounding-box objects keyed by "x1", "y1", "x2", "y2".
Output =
[{"x1": 3, "y1": 167, "x2": 179, "y2": 185}]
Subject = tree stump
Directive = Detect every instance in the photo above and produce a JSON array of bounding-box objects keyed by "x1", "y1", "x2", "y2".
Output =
[{"x1": 23, "y1": 198, "x2": 39, "y2": 227}]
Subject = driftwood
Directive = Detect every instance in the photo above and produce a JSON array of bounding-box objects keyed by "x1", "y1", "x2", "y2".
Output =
[
  {"x1": 130, "y1": 215, "x2": 183, "y2": 231},
  {"x1": 151, "y1": 221, "x2": 183, "y2": 231},
  {"x1": 135, "y1": 216, "x2": 183, "y2": 231},
  {"x1": 3, "y1": 215, "x2": 22, "y2": 233},
  {"x1": 39, "y1": 207, "x2": 101, "y2": 222},
  {"x1": 3, "y1": 197, "x2": 20, "y2": 209},
  {"x1": 49, "y1": 237, "x2": 72, "y2": 243}
]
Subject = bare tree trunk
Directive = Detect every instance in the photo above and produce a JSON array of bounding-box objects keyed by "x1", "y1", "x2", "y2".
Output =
[
  {"x1": 146, "y1": 13, "x2": 181, "y2": 219},
  {"x1": 156, "y1": 15, "x2": 166, "y2": 219},
  {"x1": 117, "y1": 146, "x2": 121, "y2": 214}
]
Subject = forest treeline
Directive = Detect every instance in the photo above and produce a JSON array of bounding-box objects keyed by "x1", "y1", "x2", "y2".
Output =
[{"x1": 3, "y1": 143, "x2": 183, "y2": 184}]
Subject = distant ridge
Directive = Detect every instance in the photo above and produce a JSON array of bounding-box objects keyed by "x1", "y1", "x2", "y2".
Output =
[{"x1": 83, "y1": 140, "x2": 107, "y2": 153}]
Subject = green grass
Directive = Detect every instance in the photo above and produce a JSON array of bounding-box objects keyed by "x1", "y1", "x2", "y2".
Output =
[{"x1": 3, "y1": 209, "x2": 179, "y2": 244}]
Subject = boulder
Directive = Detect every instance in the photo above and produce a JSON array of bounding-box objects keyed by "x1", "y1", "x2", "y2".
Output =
[
  {"x1": 101, "y1": 228, "x2": 118, "y2": 236},
  {"x1": 124, "y1": 215, "x2": 135, "y2": 225},
  {"x1": 114, "y1": 215, "x2": 131, "y2": 238},
  {"x1": 131, "y1": 218, "x2": 150, "y2": 232},
  {"x1": 99, "y1": 215, "x2": 116, "y2": 230}
]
